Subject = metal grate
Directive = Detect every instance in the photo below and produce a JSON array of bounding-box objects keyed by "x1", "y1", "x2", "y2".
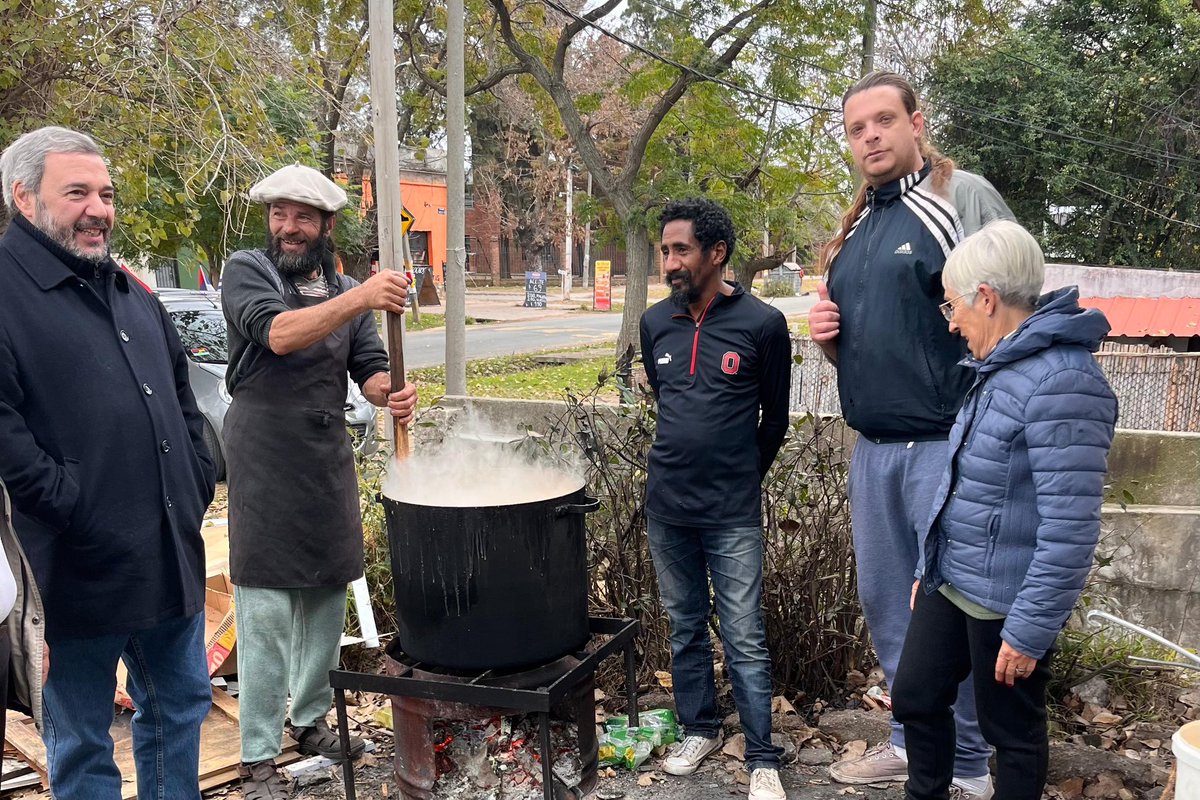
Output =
[{"x1": 788, "y1": 338, "x2": 1200, "y2": 433}]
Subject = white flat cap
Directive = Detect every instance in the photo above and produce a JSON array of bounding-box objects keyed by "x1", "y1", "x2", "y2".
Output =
[{"x1": 249, "y1": 163, "x2": 347, "y2": 212}]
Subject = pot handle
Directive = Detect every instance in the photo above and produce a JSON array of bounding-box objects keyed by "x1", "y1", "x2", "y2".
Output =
[{"x1": 555, "y1": 496, "x2": 600, "y2": 517}]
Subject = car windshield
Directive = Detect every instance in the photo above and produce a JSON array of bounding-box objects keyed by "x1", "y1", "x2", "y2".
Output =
[{"x1": 169, "y1": 309, "x2": 229, "y2": 364}]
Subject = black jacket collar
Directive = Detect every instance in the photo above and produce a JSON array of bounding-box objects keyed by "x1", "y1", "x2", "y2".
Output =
[
  {"x1": 867, "y1": 158, "x2": 932, "y2": 206},
  {"x1": 7, "y1": 214, "x2": 126, "y2": 293}
]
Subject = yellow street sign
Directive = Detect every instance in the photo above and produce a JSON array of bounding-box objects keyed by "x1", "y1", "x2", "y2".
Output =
[{"x1": 401, "y1": 207, "x2": 415, "y2": 235}]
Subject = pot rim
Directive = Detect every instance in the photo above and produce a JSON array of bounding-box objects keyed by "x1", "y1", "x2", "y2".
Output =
[{"x1": 381, "y1": 480, "x2": 587, "y2": 510}]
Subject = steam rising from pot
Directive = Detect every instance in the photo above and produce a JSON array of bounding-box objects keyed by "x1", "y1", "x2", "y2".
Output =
[{"x1": 382, "y1": 416, "x2": 585, "y2": 507}]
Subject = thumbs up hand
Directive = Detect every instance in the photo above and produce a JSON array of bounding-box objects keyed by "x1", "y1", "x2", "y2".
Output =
[{"x1": 809, "y1": 282, "x2": 840, "y2": 344}]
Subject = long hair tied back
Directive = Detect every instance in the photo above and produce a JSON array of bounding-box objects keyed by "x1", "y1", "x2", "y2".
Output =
[{"x1": 818, "y1": 72, "x2": 956, "y2": 273}]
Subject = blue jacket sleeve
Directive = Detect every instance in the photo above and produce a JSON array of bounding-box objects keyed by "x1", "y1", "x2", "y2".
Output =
[
  {"x1": 1001, "y1": 367, "x2": 1117, "y2": 659},
  {"x1": 756, "y1": 311, "x2": 792, "y2": 477}
]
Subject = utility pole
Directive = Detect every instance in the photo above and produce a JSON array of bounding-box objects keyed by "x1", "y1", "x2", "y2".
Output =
[
  {"x1": 562, "y1": 165, "x2": 574, "y2": 301},
  {"x1": 445, "y1": 0, "x2": 467, "y2": 395},
  {"x1": 581, "y1": 171, "x2": 592, "y2": 290},
  {"x1": 861, "y1": 0, "x2": 877, "y2": 76},
  {"x1": 367, "y1": 0, "x2": 409, "y2": 453}
]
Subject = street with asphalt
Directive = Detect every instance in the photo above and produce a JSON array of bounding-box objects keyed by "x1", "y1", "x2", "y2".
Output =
[{"x1": 404, "y1": 287, "x2": 818, "y2": 368}]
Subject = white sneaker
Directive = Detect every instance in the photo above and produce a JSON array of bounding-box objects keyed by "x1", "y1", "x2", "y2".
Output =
[
  {"x1": 950, "y1": 774, "x2": 995, "y2": 800},
  {"x1": 661, "y1": 733, "x2": 723, "y2": 776},
  {"x1": 749, "y1": 766, "x2": 787, "y2": 800},
  {"x1": 829, "y1": 741, "x2": 907, "y2": 784}
]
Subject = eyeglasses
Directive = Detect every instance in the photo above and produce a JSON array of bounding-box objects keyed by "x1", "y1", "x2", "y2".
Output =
[{"x1": 939, "y1": 291, "x2": 977, "y2": 322}]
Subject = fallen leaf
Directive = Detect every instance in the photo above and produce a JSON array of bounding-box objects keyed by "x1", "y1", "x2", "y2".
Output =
[
  {"x1": 772, "y1": 696, "x2": 797, "y2": 715},
  {"x1": 1091, "y1": 711, "x2": 1123, "y2": 727},
  {"x1": 637, "y1": 774, "x2": 654, "y2": 787},
  {"x1": 1083, "y1": 771, "x2": 1125, "y2": 798},
  {"x1": 735, "y1": 770, "x2": 750, "y2": 785},
  {"x1": 1056, "y1": 776, "x2": 1084, "y2": 800},
  {"x1": 839, "y1": 740, "x2": 868, "y2": 761},
  {"x1": 722, "y1": 733, "x2": 747, "y2": 761},
  {"x1": 594, "y1": 689, "x2": 607, "y2": 702},
  {"x1": 654, "y1": 670, "x2": 673, "y2": 690}
]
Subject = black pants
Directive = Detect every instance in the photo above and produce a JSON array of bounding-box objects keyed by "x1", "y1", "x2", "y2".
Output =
[{"x1": 892, "y1": 588, "x2": 1052, "y2": 800}]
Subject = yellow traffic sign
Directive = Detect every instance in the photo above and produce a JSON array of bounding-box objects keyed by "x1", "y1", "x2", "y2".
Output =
[{"x1": 401, "y1": 207, "x2": 415, "y2": 235}]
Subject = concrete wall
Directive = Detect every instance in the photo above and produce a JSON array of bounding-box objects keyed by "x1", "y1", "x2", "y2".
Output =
[
  {"x1": 1045, "y1": 263, "x2": 1200, "y2": 299},
  {"x1": 439, "y1": 397, "x2": 1200, "y2": 648}
]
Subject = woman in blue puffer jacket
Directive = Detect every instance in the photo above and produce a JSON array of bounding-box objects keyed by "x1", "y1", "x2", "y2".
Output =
[{"x1": 891, "y1": 220, "x2": 1118, "y2": 800}]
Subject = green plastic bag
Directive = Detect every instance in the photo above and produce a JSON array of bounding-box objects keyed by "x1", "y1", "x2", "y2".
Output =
[
  {"x1": 598, "y1": 729, "x2": 653, "y2": 770},
  {"x1": 604, "y1": 708, "x2": 679, "y2": 748}
]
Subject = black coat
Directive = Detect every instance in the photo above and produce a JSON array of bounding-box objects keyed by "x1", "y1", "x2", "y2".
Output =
[{"x1": 0, "y1": 216, "x2": 215, "y2": 639}]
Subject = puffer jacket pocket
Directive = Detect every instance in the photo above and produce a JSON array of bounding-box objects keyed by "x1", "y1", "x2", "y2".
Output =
[{"x1": 983, "y1": 512, "x2": 1001, "y2": 578}]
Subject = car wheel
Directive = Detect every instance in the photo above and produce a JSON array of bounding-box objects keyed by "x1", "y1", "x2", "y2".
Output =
[{"x1": 202, "y1": 420, "x2": 226, "y2": 482}]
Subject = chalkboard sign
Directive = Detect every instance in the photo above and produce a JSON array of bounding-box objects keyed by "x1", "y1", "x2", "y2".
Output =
[{"x1": 524, "y1": 271, "x2": 548, "y2": 308}]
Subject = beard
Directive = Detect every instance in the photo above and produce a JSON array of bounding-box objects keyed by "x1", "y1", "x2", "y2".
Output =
[
  {"x1": 267, "y1": 231, "x2": 329, "y2": 276},
  {"x1": 35, "y1": 201, "x2": 110, "y2": 263},
  {"x1": 668, "y1": 269, "x2": 701, "y2": 307}
]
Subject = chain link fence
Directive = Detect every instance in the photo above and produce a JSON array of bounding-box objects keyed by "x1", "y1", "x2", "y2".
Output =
[{"x1": 789, "y1": 339, "x2": 1200, "y2": 433}]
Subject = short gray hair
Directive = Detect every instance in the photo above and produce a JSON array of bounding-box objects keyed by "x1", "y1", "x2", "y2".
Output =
[
  {"x1": 0, "y1": 126, "x2": 104, "y2": 214},
  {"x1": 943, "y1": 220, "x2": 1044, "y2": 310}
]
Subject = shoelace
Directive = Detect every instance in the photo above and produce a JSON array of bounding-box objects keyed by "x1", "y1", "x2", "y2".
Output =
[
  {"x1": 751, "y1": 769, "x2": 783, "y2": 792},
  {"x1": 861, "y1": 743, "x2": 895, "y2": 762},
  {"x1": 674, "y1": 735, "x2": 711, "y2": 759}
]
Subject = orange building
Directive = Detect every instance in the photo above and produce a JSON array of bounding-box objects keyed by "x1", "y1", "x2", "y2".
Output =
[{"x1": 399, "y1": 170, "x2": 448, "y2": 284}]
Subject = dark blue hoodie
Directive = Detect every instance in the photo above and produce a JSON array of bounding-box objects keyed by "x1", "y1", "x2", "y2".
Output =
[{"x1": 919, "y1": 287, "x2": 1118, "y2": 659}]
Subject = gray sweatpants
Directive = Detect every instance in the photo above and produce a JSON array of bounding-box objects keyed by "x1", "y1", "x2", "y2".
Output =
[
  {"x1": 234, "y1": 584, "x2": 348, "y2": 764},
  {"x1": 849, "y1": 438, "x2": 991, "y2": 779}
]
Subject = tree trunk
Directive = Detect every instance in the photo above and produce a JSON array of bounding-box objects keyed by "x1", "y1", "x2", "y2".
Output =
[
  {"x1": 618, "y1": 224, "x2": 653, "y2": 356},
  {"x1": 207, "y1": 248, "x2": 222, "y2": 289}
]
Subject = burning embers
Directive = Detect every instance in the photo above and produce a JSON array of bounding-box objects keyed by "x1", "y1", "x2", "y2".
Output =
[{"x1": 429, "y1": 715, "x2": 585, "y2": 799}]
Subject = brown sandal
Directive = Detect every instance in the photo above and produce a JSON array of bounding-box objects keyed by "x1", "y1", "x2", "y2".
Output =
[
  {"x1": 289, "y1": 719, "x2": 365, "y2": 761},
  {"x1": 238, "y1": 760, "x2": 291, "y2": 800}
]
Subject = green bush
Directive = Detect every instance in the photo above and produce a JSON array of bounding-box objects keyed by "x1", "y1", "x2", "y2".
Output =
[{"x1": 760, "y1": 279, "x2": 796, "y2": 298}]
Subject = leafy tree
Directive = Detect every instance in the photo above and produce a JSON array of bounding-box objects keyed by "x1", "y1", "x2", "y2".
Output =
[
  {"x1": 0, "y1": 0, "x2": 292, "y2": 270},
  {"x1": 482, "y1": 0, "x2": 857, "y2": 351},
  {"x1": 926, "y1": 0, "x2": 1200, "y2": 268}
]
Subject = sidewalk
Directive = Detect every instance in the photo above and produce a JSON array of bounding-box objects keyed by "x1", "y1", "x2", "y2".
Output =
[{"x1": 416, "y1": 280, "x2": 816, "y2": 325}]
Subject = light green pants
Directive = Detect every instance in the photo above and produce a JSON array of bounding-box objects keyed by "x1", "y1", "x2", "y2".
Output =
[{"x1": 234, "y1": 584, "x2": 347, "y2": 763}]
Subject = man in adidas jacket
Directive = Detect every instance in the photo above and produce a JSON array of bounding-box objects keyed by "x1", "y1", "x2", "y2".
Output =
[
  {"x1": 639, "y1": 198, "x2": 792, "y2": 800},
  {"x1": 808, "y1": 72, "x2": 1014, "y2": 798}
]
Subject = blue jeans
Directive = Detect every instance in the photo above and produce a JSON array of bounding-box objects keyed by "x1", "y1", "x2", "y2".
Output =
[
  {"x1": 647, "y1": 519, "x2": 782, "y2": 771},
  {"x1": 42, "y1": 612, "x2": 211, "y2": 800}
]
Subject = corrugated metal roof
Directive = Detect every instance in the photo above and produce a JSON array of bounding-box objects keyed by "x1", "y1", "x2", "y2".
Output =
[{"x1": 1078, "y1": 296, "x2": 1200, "y2": 338}]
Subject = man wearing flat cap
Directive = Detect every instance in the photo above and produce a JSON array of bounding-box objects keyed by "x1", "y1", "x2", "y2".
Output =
[{"x1": 220, "y1": 163, "x2": 417, "y2": 798}]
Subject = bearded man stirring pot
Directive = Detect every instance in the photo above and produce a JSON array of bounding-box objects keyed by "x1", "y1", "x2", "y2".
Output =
[{"x1": 220, "y1": 164, "x2": 417, "y2": 799}]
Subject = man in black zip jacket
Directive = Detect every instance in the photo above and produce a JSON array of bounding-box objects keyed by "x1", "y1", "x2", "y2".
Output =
[
  {"x1": 639, "y1": 198, "x2": 791, "y2": 800},
  {"x1": 808, "y1": 72, "x2": 1013, "y2": 798}
]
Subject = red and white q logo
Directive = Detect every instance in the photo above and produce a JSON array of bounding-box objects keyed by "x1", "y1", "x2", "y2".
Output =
[{"x1": 721, "y1": 351, "x2": 741, "y2": 375}]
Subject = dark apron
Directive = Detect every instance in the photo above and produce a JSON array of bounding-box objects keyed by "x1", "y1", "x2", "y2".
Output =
[{"x1": 225, "y1": 284, "x2": 363, "y2": 588}]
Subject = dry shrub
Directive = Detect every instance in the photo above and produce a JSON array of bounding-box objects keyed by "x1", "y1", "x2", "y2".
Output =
[
  {"x1": 353, "y1": 355, "x2": 870, "y2": 702},
  {"x1": 544, "y1": 354, "x2": 869, "y2": 701}
]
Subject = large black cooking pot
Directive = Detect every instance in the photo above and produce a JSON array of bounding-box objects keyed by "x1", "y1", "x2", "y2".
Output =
[{"x1": 382, "y1": 485, "x2": 597, "y2": 671}]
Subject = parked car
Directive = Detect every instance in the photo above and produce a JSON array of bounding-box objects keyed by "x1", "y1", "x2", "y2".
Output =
[{"x1": 156, "y1": 289, "x2": 380, "y2": 481}]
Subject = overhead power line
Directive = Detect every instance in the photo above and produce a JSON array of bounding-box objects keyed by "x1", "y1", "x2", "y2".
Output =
[{"x1": 538, "y1": 0, "x2": 838, "y2": 114}]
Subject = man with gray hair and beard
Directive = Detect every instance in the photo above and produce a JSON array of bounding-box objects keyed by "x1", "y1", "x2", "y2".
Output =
[
  {"x1": 0, "y1": 126, "x2": 216, "y2": 798},
  {"x1": 220, "y1": 164, "x2": 417, "y2": 798}
]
